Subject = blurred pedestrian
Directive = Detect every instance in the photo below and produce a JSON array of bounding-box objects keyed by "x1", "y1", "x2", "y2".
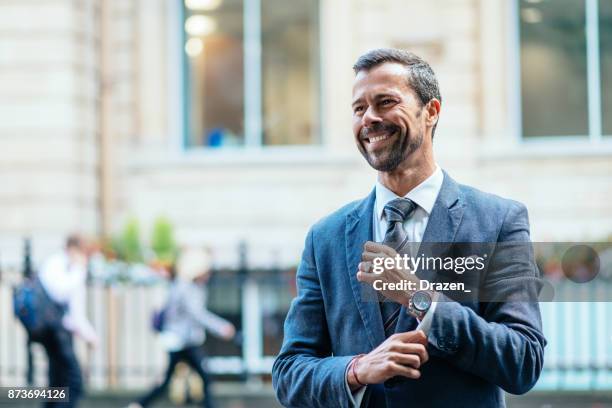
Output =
[
  {"x1": 38, "y1": 234, "x2": 98, "y2": 408},
  {"x1": 129, "y1": 247, "x2": 235, "y2": 408}
]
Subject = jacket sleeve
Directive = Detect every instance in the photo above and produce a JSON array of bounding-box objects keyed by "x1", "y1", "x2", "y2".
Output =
[
  {"x1": 427, "y1": 202, "x2": 547, "y2": 395},
  {"x1": 272, "y1": 228, "x2": 354, "y2": 408}
]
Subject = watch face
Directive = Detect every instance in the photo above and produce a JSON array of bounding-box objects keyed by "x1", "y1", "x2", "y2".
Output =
[{"x1": 412, "y1": 291, "x2": 432, "y2": 311}]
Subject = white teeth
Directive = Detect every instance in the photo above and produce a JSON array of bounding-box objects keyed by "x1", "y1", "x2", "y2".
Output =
[{"x1": 369, "y1": 135, "x2": 389, "y2": 143}]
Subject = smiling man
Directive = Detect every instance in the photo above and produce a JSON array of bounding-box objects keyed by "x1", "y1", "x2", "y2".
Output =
[{"x1": 272, "y1": 49, "x2": 546, "y2": 408}]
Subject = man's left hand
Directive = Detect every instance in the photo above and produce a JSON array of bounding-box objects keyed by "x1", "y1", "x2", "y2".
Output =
[{"x1": 356, "y1": 241, "x2": 420, "y2": 306}]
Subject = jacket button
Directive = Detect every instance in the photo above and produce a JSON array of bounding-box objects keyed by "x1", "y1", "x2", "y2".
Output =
[
  {"x1": 437, "y1": 337, "x2": 448, "y2": 349},
  {"x1": 437, "y1": 336, "x2": 458, "y2": 352}
]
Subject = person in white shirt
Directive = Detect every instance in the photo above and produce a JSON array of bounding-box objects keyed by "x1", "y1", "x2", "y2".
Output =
[{"x1": 38, "y1": 234, "x2": 97, "y2": 408}]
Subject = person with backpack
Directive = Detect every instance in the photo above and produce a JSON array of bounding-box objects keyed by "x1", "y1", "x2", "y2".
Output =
[
  {"x1": 37, "y1": 234, "x2": 98, "y2": 407},
  {"x1": 129, "y1": 247, "x2": 235, "y2": 408}
]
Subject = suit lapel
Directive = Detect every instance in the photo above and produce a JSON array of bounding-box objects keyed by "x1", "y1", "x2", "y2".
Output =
[
  {"x1": 395, "y1": 171, "x2": 465, "y2": 333},
  {"x1": 345, "y1": 189, "x2": 386, "y2": 348}
]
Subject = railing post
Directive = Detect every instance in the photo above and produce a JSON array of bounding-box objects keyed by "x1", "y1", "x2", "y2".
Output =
[
  {"x1": 23, "y1": 238, "x2": 34, "y2": 386},
  {"x1": 107, "y1": 285, "x2": 118, "y2": 388},
  {"x1": 238, "y1": 241, "x2": 248, "y2": 376},
  {"x1": 239, "y1": 242, "x2": 263, "y2": 384},
  {"x1": 23, "y1": 238, "x2": 33, "y2": 279}
]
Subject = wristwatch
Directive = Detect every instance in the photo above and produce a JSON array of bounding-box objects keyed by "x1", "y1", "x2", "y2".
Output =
[{"x1": 408, "y1": 290, "x2": 433, "y2": 319}]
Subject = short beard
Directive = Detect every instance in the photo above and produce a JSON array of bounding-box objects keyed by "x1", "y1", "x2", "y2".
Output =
[{"x1": 359, "y1": 123, "x2": 424, "y2": 172}]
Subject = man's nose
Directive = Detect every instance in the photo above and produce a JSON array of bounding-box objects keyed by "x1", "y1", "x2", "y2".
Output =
[{"x1": 362, "y1": 106, "x2": 382, "y2": 128}]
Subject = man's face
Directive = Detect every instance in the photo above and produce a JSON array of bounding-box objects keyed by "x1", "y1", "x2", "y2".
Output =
[{"x1": 352, "y1": 63, "x2": 427, "y2": 172}]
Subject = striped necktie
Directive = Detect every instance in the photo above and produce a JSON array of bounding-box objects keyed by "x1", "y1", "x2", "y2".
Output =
[{"x1": 380, "y1": 198, "x2": 416, "y2": 338}]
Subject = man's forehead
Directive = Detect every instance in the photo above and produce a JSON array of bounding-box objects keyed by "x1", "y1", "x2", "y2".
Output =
[{"x1": 352, "y1": 62, "x2": 411, "y2": 98}]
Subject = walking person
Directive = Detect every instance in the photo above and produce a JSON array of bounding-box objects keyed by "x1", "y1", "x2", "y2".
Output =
[
  {"x1": 130, "y1": 248, "x2": 236, "y2": 408},
  {"x1": 38, "y1": 234, "x2": 98, "y2": 408}
]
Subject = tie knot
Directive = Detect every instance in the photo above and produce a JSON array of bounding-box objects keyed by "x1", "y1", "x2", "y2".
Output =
[{"x1": 383, "y1": 198, "x2": 416, "y2": 223}]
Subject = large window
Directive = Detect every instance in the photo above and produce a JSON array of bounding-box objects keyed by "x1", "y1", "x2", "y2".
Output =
[
  {"x1": 182, "y1": 0, "x2": 320, "y2": 148},
  {"x1": 518, "y1": 0, "x2": 611, "y2": 139}
]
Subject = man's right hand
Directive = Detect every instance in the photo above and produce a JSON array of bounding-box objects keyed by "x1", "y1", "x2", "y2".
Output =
[{"x1": 348, "y1": 330, "x2": 428, "y2": 390}]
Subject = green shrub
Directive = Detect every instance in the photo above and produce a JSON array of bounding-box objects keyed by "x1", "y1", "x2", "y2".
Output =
[{"x1": 151, "y1": 216, "x2": 177, "y2": 265}]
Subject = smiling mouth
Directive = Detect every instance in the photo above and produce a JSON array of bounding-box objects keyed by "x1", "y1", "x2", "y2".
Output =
[
  {"x1": 368, "y1": 134, "x2": 390, "y2": 143},
  {"x1": 364, "y1": 131, "x2": 395, "y2": 145}
]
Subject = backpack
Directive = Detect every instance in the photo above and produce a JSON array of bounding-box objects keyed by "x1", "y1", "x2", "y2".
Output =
[
  {"x1": 13, "y1": 277, "x2": 66, "y2": 341},
  {"x1": 151, "y1": 307, "x2": 167, "y2": 333}
]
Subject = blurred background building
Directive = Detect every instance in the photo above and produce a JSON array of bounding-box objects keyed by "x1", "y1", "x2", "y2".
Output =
[{"x1": 1, "y1": 0, "x2": 611, "y2": 406}]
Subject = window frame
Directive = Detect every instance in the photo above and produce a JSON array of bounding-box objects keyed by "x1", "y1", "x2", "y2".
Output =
[
  {"x1": 513, "y1": 0, "x2": 610, "y2": 143},
  {"x1": 178, "y1": 0, "x2": 323, "y2": 151}
]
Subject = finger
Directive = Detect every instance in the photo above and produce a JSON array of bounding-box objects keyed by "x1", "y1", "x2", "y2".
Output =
[
  {"x1": 380, "y1": 245, "x2": 398, "y2": 257},
  {"x1": 364, "y1": 241, "x2": 388, "y2": 253},
  {"x1": 361, "y1": 251, "x2": 383, "y2": 262},
  {"x1": 356, "y1": 271, "x2": 377, "y2": 284},
  {"x1": 395, "y1": 330, "x2": 428, "y2": 345},
  {"x1": 358, "y1": 261, "x2": 373, "y2": 273},
  {"x1": 408, "y1": 344, "x2": 429, "y2": 365},
  {"x1": 388, "y1": 342, "x2": 428, "y2": 365},
  {"x1": 365, "y1": 242, "x2": 398, "y2": 257},
  {"x1": 389, "y1": 363, "x2": 421, "y2": 379},
  {"x1": 390, "y1": 352, "x2": 421, "y2": 369}
]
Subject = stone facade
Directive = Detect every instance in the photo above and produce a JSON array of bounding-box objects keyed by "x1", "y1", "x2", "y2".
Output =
[
  {"x1": 1, "y1": 0, "x2": 611, "y2": 268},
  {"x1": 0, "y1": 0, "x2": 100, "y2": 264}
]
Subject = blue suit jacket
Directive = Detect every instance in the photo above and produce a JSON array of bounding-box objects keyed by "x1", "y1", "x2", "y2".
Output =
[{"x1": 272, "y1": 171, "x2": 546, "y2": 408}]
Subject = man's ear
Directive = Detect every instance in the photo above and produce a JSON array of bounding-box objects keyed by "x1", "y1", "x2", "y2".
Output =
[{"x1": 425, "y1": 99, "x2": 441, "y2": 127}]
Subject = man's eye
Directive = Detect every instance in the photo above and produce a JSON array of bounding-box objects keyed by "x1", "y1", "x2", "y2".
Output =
[
  {"x1": 354, "y1": 106, "x2": 364, "y2": 113},
  {"x1": 381, "y1": 99, "x2": 394, "y2": 106}
]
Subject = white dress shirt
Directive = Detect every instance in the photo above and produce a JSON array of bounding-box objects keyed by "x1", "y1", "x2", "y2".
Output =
[
  {"x1": 347, "y1": 165, "x2": 444, "y2": 407},
  {"x1": 372, "y1": 165, "x2": 444, "y2": 244},
  {"x1": 39, "y1": 251, "x2": 98, "y2": 344}
]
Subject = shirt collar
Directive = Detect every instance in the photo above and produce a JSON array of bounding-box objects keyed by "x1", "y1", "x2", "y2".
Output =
[{"x1": 375, "y1": 165, "x2": 444, "y2": 221}]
